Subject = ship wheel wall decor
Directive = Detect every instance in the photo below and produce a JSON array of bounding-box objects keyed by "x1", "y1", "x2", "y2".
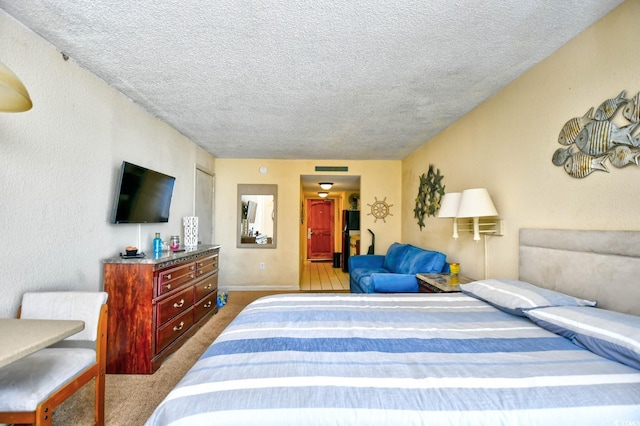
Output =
[
  {"x1": 414, "y1": 164, "x2": 445, "y2": 230},
  {"x1": 367, "y1": 196, "x2": 393, "y2": 223}
]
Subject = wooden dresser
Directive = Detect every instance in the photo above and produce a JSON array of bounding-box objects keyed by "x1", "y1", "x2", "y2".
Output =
[{"x1": 103, "y1": 245, "x2": 220, "y2": 374}]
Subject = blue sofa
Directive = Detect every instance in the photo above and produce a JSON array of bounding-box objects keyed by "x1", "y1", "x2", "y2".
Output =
[{"x1": 349, "y1": 242, "x2": 448, "y2": 293}]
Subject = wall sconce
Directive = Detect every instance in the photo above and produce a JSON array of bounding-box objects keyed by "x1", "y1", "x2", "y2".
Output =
[
  {"x1": 318, "y1": 191, "x2": 329, "y2": 198},
  {"x1": 437, "y1": 192, "x2": 462, "y2": 239},
  {"x1": 438, "y1": 188, "x2": 503, "y2": 279},
  {"x1": 438, "y1": 188, "x2": 503, "y2": 242},
  {"x1": 0, "y1": 61, "x2": 32, "y2": 112},
  {"x1": 456, "y1": 188, "x2": 500, "y2": 242},
  {"x1": 319, "y1": 182, "x2": 333, "y2": 190}
]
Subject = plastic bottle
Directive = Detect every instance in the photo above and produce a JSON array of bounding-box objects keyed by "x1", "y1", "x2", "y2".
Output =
[
  {"x1": 153, "y1": 233, "x2": 162, "y2": 254},
  {"x1": 170, "y1": 235, "x2": 180, "y2": 251}
]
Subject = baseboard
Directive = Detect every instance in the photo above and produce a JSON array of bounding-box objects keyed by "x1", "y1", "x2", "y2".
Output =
[
  {"x1": 222, "y1": 285, "x2": 300, "y2": 292},
  {"x1": 222, "y1": 286, "x2": 349, "y2": 293}
]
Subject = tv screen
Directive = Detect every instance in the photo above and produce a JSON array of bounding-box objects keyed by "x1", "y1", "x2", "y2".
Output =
[{"x1": 111, "y1": 161, "x2": 176, "y2": 224}]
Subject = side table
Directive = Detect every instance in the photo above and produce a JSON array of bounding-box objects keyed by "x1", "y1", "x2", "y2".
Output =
[{"x1": 416, "y1": 273, "x2": 475, "y2": 293}]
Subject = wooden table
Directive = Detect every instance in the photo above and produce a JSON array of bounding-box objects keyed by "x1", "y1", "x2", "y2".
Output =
[
  {"x1": 0, "y1": 318, "x2": 85, "y2": 368},
  {"x1": 416, "y1": 273, "x2": 475, "y2": 293}
]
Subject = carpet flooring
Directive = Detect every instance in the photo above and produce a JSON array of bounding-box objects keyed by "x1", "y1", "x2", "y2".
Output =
[{"x1": 51, "y1": 291, "x2": 287, "y2": 425}]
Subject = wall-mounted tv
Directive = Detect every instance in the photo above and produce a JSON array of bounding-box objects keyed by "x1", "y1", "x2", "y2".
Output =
[{"x1": 111, "y1": 161, "x2": 176, "y2": 224}]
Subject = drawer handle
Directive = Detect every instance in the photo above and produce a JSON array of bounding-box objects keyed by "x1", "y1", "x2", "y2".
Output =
[
  {"x1": 165, "y1": 273, "x2": 172, "y2": 280},
  {"x1": 164, "y1": 283, "x2": 172, "y2": 290},
  {"x1": 189, "y1": 273, "x2": 195, "y2": 279},
  {"x1": 204, "y1": 283, "x2": 212, "y2": 289},
  {"x1": 173, "y1": 321, "x2": 184, "y2": 332},
  {"x1": 204, "y1": 301, "x2": 212, "y2": 308},
  {"x1": 173, "y1": 299, "x2": 185, "y2": 308},
  {"x1": 190, "y1": 265, "x2": 195, "y2": 271}
]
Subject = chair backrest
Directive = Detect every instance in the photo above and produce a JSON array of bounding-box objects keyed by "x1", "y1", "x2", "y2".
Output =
[{"x1": 20, "y1": 292, "x2": 108, "y2": 342}]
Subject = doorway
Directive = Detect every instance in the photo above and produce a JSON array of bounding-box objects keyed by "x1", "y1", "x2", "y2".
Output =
[
  {"x1": 299, "y1": 175, "x2": 360, "y2": 286},
  {"x1": 306, "y1": 198, "x2": 334, "y2": 261}
]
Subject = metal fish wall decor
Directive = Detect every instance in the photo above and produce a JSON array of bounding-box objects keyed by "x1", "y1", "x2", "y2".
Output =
[
  {"x1": 609, "y1": 145, "x2": 640, "y2": 168},
  {"x1": 553, "y1": 90, "x2": 640, "y2": 178},
  {"x1": 564, "y1": 152, "x2": 608, "y2": 178},
  {"x1": 623, "y1": 92, "x2": 640, "y2": 123},
  {"x1": 558, "y1": 108, "x2": 594, "y2": 146},
  {"x1": 594, "y1": 91, "x2": 627, "y2": 121}
]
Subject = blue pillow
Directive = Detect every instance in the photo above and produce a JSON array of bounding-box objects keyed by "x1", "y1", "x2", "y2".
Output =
[
  {"x1": 459, "y1": 279, "x2": 596, "y2": 316},
  {"x1": 382, "y1": 243, "x2": 409, "y2": 273},
  {"x1": 525, "y1": 306, "x2": 640, "y2": 370},
  {"x1": 396, "y1": 245, "x2": 446, "y2": 275}
]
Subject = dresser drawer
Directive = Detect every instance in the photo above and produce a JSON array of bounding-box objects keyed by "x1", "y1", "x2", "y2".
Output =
[
  {"x1": 156, "y1": 262, "x2": 195, "y2": 296},
  {"x1": 156, "y1": 307, "x2": 194, "y2": 353},
  {"x1": 156, "y1": 286, "x2": 194, "y2": 326},
  {"x1": 195, "y1": 254, "x2": 218, "y2": 277},
  {"x1": 194, "y1": 272, "x2": 218, "y2": 302},
  {"x1": 194, "y1": 291, "x2": 218, "y2": 323}
]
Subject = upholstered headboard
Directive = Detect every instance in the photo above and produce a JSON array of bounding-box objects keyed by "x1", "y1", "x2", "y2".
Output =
[{"x1": 519, "y1": 228, "x2": 640, "y2": 316}]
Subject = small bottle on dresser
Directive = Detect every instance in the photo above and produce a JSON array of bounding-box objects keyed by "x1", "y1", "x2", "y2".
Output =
[
  {"x1": 153, "y1": 233, "x2": 162, "y2": 255},
  {"x1": 170, "y1": 235, "x2": 180, "y2": 251}
]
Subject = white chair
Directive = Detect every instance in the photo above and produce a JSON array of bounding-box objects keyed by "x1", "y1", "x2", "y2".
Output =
[{"x1": 0, "y1": 291, "x2": 108, "y2": 426}]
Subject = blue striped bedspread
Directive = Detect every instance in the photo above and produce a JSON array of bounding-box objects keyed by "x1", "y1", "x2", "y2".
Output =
[{"x1": 146, "y1": 293, "x2": 640, "y2": 425}]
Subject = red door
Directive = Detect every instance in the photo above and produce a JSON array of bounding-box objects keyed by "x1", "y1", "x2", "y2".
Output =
[{"x1": 307, "y1": 199, "x2": 334, "y2": 260}]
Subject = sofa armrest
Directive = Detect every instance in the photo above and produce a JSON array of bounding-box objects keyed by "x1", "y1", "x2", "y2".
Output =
[
  {"x1": 371, "y1": 273, "x2": 418, "y2": 293},
  {"x1": 349, "y1": 255, "x2": 385, "y2": 271}
]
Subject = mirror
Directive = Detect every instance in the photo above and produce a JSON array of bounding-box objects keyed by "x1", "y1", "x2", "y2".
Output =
[{"x1": 237, "y1": 184, "x2": 277, "y2": 248}]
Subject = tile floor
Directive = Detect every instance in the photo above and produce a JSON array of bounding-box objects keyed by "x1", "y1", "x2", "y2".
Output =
[{"x1": 300, "y1": 261, "x2": 350, "y2": 291}]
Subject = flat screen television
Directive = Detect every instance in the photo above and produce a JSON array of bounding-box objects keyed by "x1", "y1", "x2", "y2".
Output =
[{"x1": 111, "y1": 161, "x2": 176, "y2": 224}]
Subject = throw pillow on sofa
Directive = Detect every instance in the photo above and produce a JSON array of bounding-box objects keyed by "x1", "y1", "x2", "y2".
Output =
[{"x1": 381, "y1": 243, "x2": 410, "y2": 273}]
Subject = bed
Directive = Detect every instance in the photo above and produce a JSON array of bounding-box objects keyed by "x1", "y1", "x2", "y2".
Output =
[{"x1": 146, "y1": 229, "x2": 640, "y2": 425}]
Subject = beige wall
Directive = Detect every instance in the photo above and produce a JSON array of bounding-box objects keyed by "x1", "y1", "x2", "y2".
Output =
[
  {"x1": 2, "y1": 1, "x2": 636, "y2": 314},
  {"x1": 0, "y1": 11, "x2": 215, "y2": 317},
  {"x1": 215, "y1": 159, "x2": 401, "y2": 290},
  {"x1": 401, "y1": 0, "x2": 640, "y2": 281}
]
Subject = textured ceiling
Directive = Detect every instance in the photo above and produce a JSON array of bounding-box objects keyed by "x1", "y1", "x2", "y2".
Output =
[{"x1": 0, "y1": 1, "x2": 624, "y2": 160}]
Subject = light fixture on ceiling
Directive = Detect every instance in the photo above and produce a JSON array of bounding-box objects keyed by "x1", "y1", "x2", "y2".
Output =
[
  {"x1": 319, "y1": 182, "x2": 333, "y2": 190},
  {"x1": 0, "y1": 61, "x2": 32, "y2": 112},
  {"x1": 318, "y1": 192, "x2": 329, "y2": 198}
]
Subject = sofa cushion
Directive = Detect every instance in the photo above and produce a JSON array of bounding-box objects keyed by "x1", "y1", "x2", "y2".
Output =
[
  {"x1": 355, "y1": 275, "x2": 374, "y2": 293},
  {"x1": 371, "y1": 273, "x2": 419, "y2": 293},
  {"x1": 350, "y1": 267, "x2": 389, "y2": 293},
  {"x1": 396, "y1": 245, "x2": 446, "y2": 275},
  {"x1": 350, "y1": 267, "x2": 388, "y2": 284},
  {"x1": 382, "y1": 243, "x2": 410, "y2": 273}
]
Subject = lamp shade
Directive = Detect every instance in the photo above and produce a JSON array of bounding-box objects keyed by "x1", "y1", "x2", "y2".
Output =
[
  {"x1": 437, "y1": 192, "x2": 462, "y2": 218},
  {"x1": 0, "y1": 61, "x2": 32, "y2": 112},
  {"x1": 456, "y1": 188, "x2": 498, "y2": 218}
]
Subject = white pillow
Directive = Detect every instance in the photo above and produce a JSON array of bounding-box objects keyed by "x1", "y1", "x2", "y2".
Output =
[
  {"x1": 459, "y1": 279, "x2": 596, "y2": 316},
  {"x1": 526, "y1": 306, "x2": 640, "y2": 370}
]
